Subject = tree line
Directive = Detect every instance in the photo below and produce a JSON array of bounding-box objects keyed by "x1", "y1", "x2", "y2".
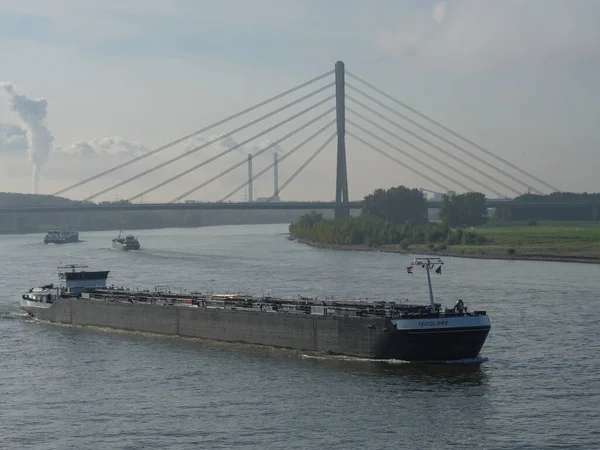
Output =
[
  {"x1": 362, "y1": 186, "x2": 489, "y2": 227},
  {"x1": 289, "y1": 211, "x2": 487, "y2": 248},
  {"x1": 289, "y1": 186, "x2": 490, "y2": 248},
  {"x1": 0, "y1": 192, "x2": 318, "y2": 234},
  {"x1": 289, "y1": 187, "x2": 600, "y2": 248},
  {"x1": 504, "y1": 192, "x2": 600, "y2": 221}
]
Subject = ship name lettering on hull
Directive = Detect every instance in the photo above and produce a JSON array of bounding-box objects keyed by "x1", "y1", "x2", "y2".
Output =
[{"x1": 418, "y1": 320, "x2": 449, "y2": 327}]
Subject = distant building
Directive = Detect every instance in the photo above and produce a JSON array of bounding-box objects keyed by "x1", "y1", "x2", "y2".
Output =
[{"x1": 420, "y1": 188, "x2": 446, "y2": 201}]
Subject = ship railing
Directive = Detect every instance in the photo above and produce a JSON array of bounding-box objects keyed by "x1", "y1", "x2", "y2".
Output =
[{"x1": 82, "y1": 287, "x2": 480, "y2": 317}]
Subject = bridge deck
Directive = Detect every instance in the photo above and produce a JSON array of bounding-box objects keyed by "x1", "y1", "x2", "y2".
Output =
[{"x1": 0, "y1": 200, "x2": 599, "y2": 214}]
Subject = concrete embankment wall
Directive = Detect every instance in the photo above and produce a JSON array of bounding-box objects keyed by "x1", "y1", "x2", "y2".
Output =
[{"x1": 45, "y1": 298, "x2": 391, "y2": 358}]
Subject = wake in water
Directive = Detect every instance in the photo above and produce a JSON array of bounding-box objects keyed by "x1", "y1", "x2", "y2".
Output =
[
  {"x1": 0, "y1": 309, "x2": 30, "y2": 321},
  {"x1": 301, "y1": 353, "x2": 488, "y2": 365},
  {"x1": 18, "y1": 240, "x2": 86, "y2": 248}
]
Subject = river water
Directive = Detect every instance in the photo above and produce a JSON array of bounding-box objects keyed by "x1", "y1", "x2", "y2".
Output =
[{"x1": 1, "y1": 224, "x2": 599, "y2": 449}]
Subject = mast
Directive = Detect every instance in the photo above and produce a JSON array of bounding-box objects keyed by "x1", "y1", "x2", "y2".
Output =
[
  {"x1": 425, "y1": 260, "x2": 435, "y2": 313},
  {"x1": 412, "y1": 257, "x2": 443, "y2": 313},
  {"x1": 57, "y1": 264, "x2": 89, "y2": 272}
]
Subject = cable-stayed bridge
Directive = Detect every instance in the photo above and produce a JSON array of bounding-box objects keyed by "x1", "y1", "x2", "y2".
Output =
[{"x1": 4, "y1": 61, "x2": 564, "y2": 217}]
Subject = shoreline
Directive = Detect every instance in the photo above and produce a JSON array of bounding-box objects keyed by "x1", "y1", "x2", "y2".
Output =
[{"x1": 290, "y1": 238, "x2": 600, "y2": 265}]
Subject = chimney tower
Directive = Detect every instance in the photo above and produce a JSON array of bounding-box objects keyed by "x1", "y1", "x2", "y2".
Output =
[
  {"x1": 273, "y1": 153, "x2": 279, "y2": 199},
  {"x1": 247, "y1": 153, "x2": 253, "y2": 202}
]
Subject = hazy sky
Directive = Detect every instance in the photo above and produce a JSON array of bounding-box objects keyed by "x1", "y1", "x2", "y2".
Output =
[{"x1": 0, "y1": 0, "x2": 598, "y2": 202}]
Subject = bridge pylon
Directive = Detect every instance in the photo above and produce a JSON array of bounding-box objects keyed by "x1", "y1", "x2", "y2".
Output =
[{"x1": 334, "y1": 61, "x2": 349, "y2": 219}]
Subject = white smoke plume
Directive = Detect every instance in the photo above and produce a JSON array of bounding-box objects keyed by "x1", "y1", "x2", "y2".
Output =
[
  {"x1": 181, "y1": 134, "x2": 284, "y2": 159},
  {"x1": 252, "y1": 139, "x2": 284, "y2": 156},
  {"x1": 1, "y1": 82, "x2": 54, "y2": 193},
  {"x1": 208, "y1": 134, "x2": 244, "y2": 154},
  {"x1": 0, "y1": 123, "x2": 28, "y2": 154}
]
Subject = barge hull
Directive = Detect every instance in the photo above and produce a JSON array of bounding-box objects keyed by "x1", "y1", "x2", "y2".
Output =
[{"x1": 23, "y1": 298, "x2": 489, "y2": 360}]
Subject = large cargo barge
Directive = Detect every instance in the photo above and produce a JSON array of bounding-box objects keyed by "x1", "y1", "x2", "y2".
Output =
[{"x1": 20, "y1": 258, "x2": 491, "y2": 362}]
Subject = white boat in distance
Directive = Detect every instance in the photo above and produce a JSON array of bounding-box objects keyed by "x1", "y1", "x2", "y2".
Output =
[{"x1": 112, "y1": 231, "x2": 140, "y2": 251}]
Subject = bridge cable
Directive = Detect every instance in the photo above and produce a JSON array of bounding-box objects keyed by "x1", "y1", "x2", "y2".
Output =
[
  {"x1": 346, "y1": 131, "x2": 452, "y2": 193},
  {"x1": 345, "y1": 78, "x2": 553, "y2": 194},
  {"x1": 138, "y1": 104, "x2": 335, "y2": 203},
  {"x1": 167, "y1": 112, "x2": 335, "y2": 203},
  {"x1": 86, "y1": 93, "x2": 335, "y2": 202},
  {"x1": 266, "y1": 133, "x2": 337, "y2": 203},
  {"x1": 86, "y1": 86, "x2": 334, "y2": 201},
  {"x1": 51, "y1": 70, "x2": 335, "y2": 197},
  {"x1": 346, "y1": 71, "x2": 558, "y2": 192},
  {"x1": 346, "y1": 83, "x2": 543, "y2": 196},
  {"x1": 346, "y1": 119, "x2": 476, "y2": 194},
  {"x1": 218, "y1": 120, "x2": 336, "y2": 203},
  {"x1": 347, "y1": 97, "x2": 520, "y2": 196},
  {"x1": 347, "y1": 105, "x2": 506, "y2": 197}
]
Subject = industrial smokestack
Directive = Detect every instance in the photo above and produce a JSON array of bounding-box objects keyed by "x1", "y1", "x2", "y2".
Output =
[
  {"x1": 247, "y1": 153, "x2": 253, "y2": 202},
  {"x1": 273, "y1": 153, "x2": 279, "y2": 198}
]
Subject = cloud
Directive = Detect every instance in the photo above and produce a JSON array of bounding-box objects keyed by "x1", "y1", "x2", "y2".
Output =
[
  {"x1": 0, "y1": 122, "x2": 28, "y2": 154},
  {"x1": 180, "y1": 134, "x2": 241, "y2": 154},
  {"x1": 376, "y1": 0, "x2": 600, "y2": 73},
  {"x1": 1, "y1": 1, "x2": 596, "y2": 199},
  {"x1": 56, "y1": 136, "x2": 149, "y2": 158}
]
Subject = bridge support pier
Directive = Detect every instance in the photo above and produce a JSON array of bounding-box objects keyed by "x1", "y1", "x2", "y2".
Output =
[
  {"x1": 593, "y1": 206, "x2": 599, "y2": 221},
  {"x1": 334, "y1": 60, "x2": 349, "y2": 220},
  {"x1": 498, "y1": 207, "x2": 512, "y2": 221}
]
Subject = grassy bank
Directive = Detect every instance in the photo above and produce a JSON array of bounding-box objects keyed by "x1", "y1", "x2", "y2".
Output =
[
  {"x1": 291, "y1": 221, "x2": 600, "y2": 264},
  {"x1": 449, "y1": 222, "x2": 600, "y2": 262}
]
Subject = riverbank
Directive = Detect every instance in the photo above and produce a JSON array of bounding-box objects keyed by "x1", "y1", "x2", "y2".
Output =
[{"x1": 290, "y1": 236, "x2": 600, "y2": 265}]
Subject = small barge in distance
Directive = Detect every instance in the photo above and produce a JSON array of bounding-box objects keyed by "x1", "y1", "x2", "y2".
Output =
[
  {"x1": 44, "y1": 230, "x2": 79, "y2": 244},
  {"x1": 20, "y1": 257, "x2": 490, "y2": 362}
]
